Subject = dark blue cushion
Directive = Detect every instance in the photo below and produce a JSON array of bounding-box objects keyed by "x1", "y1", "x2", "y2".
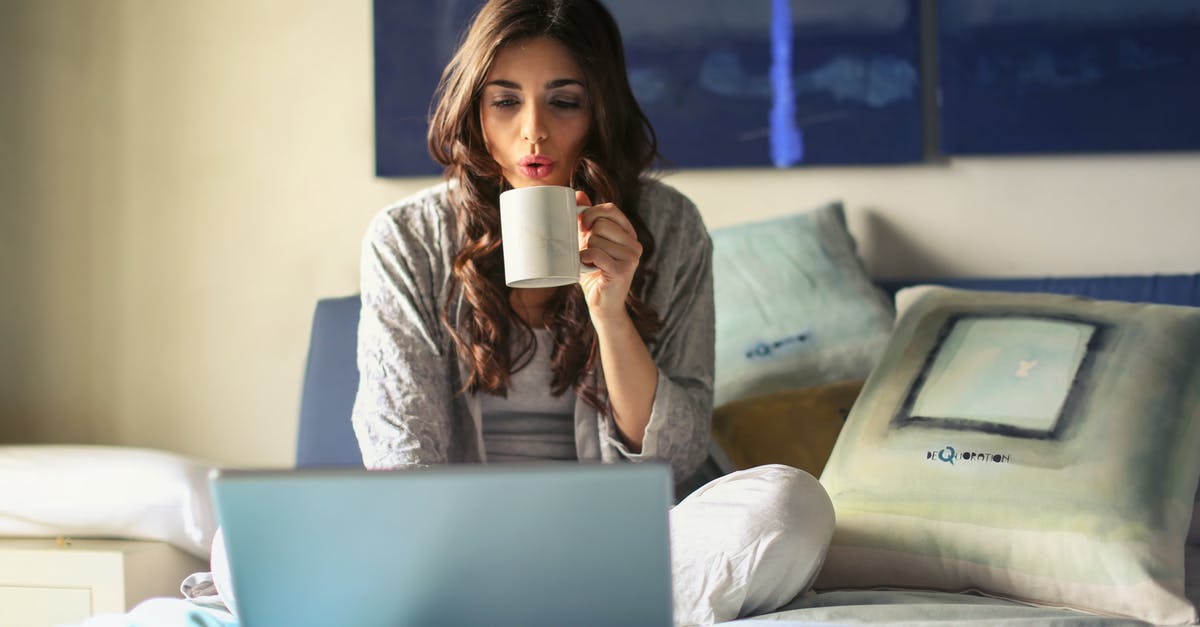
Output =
[
  {"x1": 295, "y1": 295, "x2": 363, "y2": 468},
  {"x1": 876, "y1": 273, "x2": 1200, "y2": 307}
]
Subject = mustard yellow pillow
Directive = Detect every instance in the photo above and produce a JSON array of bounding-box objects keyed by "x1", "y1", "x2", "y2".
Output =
[{"x1": 712, "y1": 380, "x2": 864, "y2": 478}]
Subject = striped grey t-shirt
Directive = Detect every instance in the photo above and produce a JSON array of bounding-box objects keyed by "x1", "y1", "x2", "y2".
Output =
[{"x1": 477, "y1": 328, "x2": 577, "y2": 462}]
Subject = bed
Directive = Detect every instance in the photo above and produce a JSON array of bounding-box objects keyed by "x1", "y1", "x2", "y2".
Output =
[{"x1": 286, "y1": 205, "x2": 1199, "y2": 626}]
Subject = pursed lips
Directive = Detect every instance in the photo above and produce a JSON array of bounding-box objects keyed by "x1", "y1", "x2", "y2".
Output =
[{"x1": 517, "y1": 154, "x2": 555, "y2": 180}]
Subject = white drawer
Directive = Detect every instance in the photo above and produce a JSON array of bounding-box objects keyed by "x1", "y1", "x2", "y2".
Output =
[
  {"x1": 0, "y1": 585, "x2": 92, "y2": 627},
  {"x1": 0, "y1": 538, "x2": 207, "y2": 627}
]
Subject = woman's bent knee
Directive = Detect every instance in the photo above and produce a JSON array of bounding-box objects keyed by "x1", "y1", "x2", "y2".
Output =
[
  {"x1": 670, "y1": 464, "x2": 835, "y2": 624},
  {"x1": 740, "y1": 466, "x2": 834, "y2": 615}
]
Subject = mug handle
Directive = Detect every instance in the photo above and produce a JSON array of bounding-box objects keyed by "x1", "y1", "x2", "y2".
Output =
[{"x1": 576, "y1": 204, "x2": 601, "y2": 275}]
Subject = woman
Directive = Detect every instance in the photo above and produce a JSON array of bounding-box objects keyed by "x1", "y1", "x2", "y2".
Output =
[
  {"x1": 352, "y1": 0, "x2": 833, "y2": 623},
  {"x1": 355, "y1": 0, "x2": 709, "y2": 479}
]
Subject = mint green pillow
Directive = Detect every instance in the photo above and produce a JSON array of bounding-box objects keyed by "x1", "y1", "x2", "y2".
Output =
[
  {"x1": 710, "y1": 202, "x2": 893, "y2": 408},
  {"x1": 818, "y1": 286, "x2": 1200, "y2": 624}
]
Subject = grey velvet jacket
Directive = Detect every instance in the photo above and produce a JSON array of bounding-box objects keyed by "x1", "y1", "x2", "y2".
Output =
[{"x1": 350, "y1": 179, "x2": 714, "y2": 483}]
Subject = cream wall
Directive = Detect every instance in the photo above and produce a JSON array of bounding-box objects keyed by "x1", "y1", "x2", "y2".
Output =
[{"x1": 2, "y1": 1, "x2": 1197, "y2": 466}]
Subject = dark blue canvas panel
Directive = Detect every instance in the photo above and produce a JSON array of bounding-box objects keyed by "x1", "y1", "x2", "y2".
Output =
[
  {"x1": 373, "y1": 1, "x2": 481, "y2": 177},
  {"x1": 938, "y1": 0, "x2": 1200, "y2": 155},
  {"x1": 610, "y1": 0, "x2": 923, "y2": 168},
  {"x1": 373, "y1": 0, "x2": 924, "y2": 176}
]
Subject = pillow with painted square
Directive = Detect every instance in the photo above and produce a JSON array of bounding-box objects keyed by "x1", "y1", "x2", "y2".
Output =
[{"x1": 817, "y1": 286, "x2": 1200, "y2": 624}]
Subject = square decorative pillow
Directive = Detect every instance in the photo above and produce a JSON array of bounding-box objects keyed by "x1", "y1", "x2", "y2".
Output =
[
  {"x1": 710, "y1": 202, "x2": 893, "y2": 408},
  {"x1": 816, "y1": 286, "x2": 1200, "y2": 624},
  {"x1": 711, "y1": 380, "x2": 863, "y2": 478}
]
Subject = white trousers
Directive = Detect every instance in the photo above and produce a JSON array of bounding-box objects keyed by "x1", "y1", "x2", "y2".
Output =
[
  {"x1": 669, "y1": 464, "x2": 835, "y2": 626},
  {"x1": 211, "y1": 464, "x2": 834, "y2": 626}
]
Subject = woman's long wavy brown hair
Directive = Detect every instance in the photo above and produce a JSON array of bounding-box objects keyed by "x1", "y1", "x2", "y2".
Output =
[{"x1": 427, "y1": 0, "x2": 662, "y2": 410}]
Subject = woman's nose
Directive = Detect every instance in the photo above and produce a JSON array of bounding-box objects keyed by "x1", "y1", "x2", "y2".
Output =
[{"x1": 521, "y1": 105, "x2": 548, "y2": 144}]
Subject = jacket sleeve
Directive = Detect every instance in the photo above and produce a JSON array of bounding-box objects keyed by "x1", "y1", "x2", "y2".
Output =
[
  {"x1": 350, "y1": 204, "x2": 459, "y2": 469},
  {"x1": 602, "y1": 193, "x2": 715, "y2": 483}
]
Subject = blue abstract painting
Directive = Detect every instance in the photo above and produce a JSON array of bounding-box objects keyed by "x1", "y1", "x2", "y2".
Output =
[
  {"x1": 938, "y1": 0, "x2": 1200, "y2": 155},
  {"x1": 374, "y1": 0, "x2": 924, "y2": 176}
]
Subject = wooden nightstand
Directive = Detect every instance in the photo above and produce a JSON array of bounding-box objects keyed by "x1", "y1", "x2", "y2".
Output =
[{"x1": 0, "y1": 538, "x2": 208, "y2": 627}]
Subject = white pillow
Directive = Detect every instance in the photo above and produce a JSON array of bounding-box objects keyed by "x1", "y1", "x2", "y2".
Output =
[{"x1": 0, "y1": 445, "x2": 218, "y2": 559}]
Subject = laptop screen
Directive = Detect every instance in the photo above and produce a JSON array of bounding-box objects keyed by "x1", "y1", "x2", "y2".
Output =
[{"x1": 210, "y1": 463, "x2": 673, "y2": 627}]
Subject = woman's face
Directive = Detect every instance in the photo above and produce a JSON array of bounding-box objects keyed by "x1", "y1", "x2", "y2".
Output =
[{"x1": 480, "y1": 36, "x2": 590, "y2": 189}]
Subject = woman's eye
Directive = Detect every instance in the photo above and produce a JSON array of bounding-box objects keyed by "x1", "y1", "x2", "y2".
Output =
[
  {"x1": 550, "y1": 99, "x2": 581, "y2": 110},
  {"x1": 490, "y1": 98, "x2": 519, "y2": 109}
]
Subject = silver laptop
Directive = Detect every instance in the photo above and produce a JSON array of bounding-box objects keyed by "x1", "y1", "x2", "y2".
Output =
[{"x1": 209, "y1": 463, "x2": 674, "y2": 627}]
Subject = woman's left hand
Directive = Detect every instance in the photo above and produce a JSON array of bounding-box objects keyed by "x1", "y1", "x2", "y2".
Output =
[{"x1": 576, "y1": 190, "x2": 642, "y2": 324}]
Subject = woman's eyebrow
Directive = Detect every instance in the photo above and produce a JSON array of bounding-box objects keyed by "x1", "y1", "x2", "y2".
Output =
[
  {"x1": 545, "y1": 78, "x2": 584, "y2": 89},
  {"x1": 483, "y1": 78, "x2": 584, "y2": 90}
]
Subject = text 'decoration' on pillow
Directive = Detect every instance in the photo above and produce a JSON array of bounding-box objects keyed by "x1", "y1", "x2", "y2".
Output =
[
  {"x1": 817, "y1": 286, "x2": 1200, "y2": 624},
  {"x1": 710, "y1": 201, "x2": 893, "y2": 409},
  {"x1": 0, "y1": 445, "x2": 218, "y2": 560}
]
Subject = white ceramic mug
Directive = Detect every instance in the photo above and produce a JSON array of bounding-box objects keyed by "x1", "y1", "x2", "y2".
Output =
[{"x1": 499, "y1": 185, "x2": 598, "y2": 288}]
